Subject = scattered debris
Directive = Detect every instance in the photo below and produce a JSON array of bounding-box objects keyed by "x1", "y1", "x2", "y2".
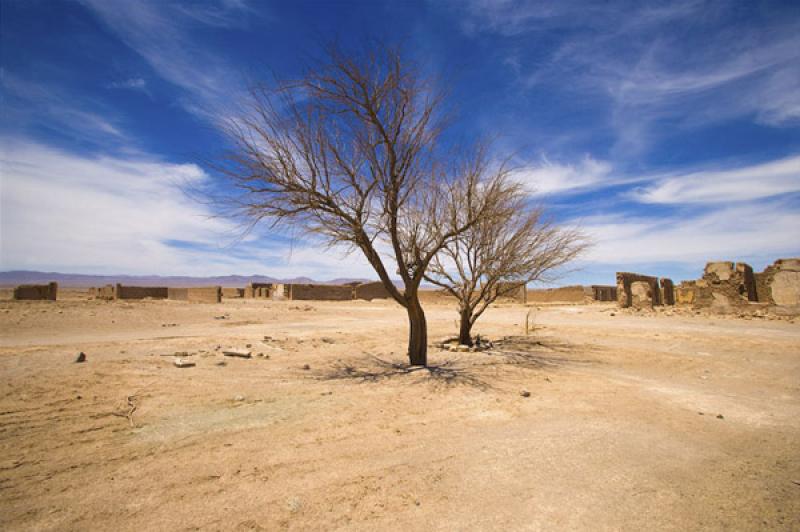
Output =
[
  {"x1": 174, "y1": 358, "x2": 196, "y2": 368},
  {"x1": 112, "y1": 395, "x2": 138, "y2": 427},
  {"x1": 223, "y1": 350, "x2": 252, "y2": 358},
  {"x1": 75, "y1": 352, "x2": 86, "y2": 363},
  {"x1": 520, "y1": 390, "x2": 531, "y2": 398}
]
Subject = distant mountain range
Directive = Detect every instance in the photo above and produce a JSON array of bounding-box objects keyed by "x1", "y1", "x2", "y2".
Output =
[{"x1": 0, "y1": 271, "x2": 375, "y2": 288}]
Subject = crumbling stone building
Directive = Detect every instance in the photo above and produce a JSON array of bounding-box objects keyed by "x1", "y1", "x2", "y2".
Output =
[
  {"x1": 13, "y1": 282, "x2": 58, "y2": 301},
  {"x1": 591, "y1": 285, "x2": 617, "y2": 302},
  {"x1": 754, "y1": 258, "x2": 800, "y2": 306},
  {"x1": 616, "y1": 273, "x2": 661, "y2": 308},
  {"x1": 619, "y1": 258, "x2": 800, "y2": 310}
]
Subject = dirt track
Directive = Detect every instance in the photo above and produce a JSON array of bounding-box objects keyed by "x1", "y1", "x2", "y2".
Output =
[{"x1": 1, "y1": 295, "x2": 799, "y2": 530}]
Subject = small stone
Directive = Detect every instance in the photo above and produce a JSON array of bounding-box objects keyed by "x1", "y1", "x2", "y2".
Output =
[
  {"x1": 234, "y1": 395, "x2": 245, "y2": 402},
  {"x1": 716, "y1": 414, "x2": 724, "y2": 420},
  {"x1": 75, "y1": 352, "x2": 86, "y2": 363},
  {"x1": 302, "y1": 364, "x2": 310, "y2": 370},
  {"x1": 223, "y1": 350, "x2": 252, "y2": 358},
  {"x1": 456, "y1": 344, "x2": 470, "y2": 352},
  {"x1": 321, "y1": 337, "x2": 335, "y2": 344},
  {"x1": 245, "y1": 344, "x2": 252, "y2": 348},
  {"x1": 610, "y1": 312, "x2": 616, "y2": 316},
  {"x1": 520, "y1": 390, "x2": 531, "y2": 398},
  {"x1": 216, "y1": 361, "x2": 227, "y2": 367},
  {"x1": 174, "y1": 358, "x2": 196, "y2": 368}
]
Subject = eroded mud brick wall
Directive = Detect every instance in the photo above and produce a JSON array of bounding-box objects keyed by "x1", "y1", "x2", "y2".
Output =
[
  {"x1": 115, "y1": 284, "x2": 168, "y2": 300},
  {"x1": 754, "y1": 258, "x2": 800, "y2": 306},
  {"x1": 288, "y1": 284, "x2": 353, "y2": 301},
  {"x1": 494, "y1": 282, "x2": 528, "y2": 304},
  {"x1": 91, "y1": 284, "x2": 116, "y2": 300},
  {"x1": 629, "y1": 281, "x2": 655, "y2": 308},
  {"x1": 245, "y1": 283, "x2": 273, "y2": 298},
  {"x1": 222, "y1": 288, "x2": 244, "y2": 298},
  {"x1": 660, "y1": 278, "x2": 675, "y2": 305},
  {"x1": 591, "y1": 285, "x2": 617, "y2": 301},
  {"x1": 188, "y1": 286, "x2": 222, "y2": 303},
  {"x1": 353, "y1": 281, "x2": 390, "y2": 300},
  {"x1": 527, "y1": 285, "x2": 587, "y2": 303},
  {"x1": 13, "y1": 282, "x2": 58, "y2": 301},
  {"x1": 616, "y1": 273, "x2": 660, "y2": 308},
  {"x1": 168, "y1": 287, "x2": 222, "y2": 303},
  {"x1": 691, "y1": 262, "x2": 757, "y2": 308}
]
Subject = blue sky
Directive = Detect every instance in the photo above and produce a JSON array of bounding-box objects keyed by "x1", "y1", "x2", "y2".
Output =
[{"x1": 1, "y1": 0, "x2": 799, "y2": 285}]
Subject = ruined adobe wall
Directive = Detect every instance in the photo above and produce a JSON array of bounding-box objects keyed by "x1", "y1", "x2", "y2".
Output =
[
  {"x1": 90, "y1": 284, "x2": 116, "y2": 300},
  {"x1": 591, "y1": 285, "x2": 617, "y2": 302},
  {"x1": 754, "y1": 258, "x2": 800, "y2": 306},
  {"x1": 353, "y1": 281, "x2": 390, "y2": 301},
  {"x1": 245, "y1": 283, "x2": 273, "y2": 299},
  {"x1": 616, "y1": 273, "x2": 660, "y2": 308},
  {"x1": 222, "y1": 287, "x2": 244, "y2": 299},
  {"x1": 678, "y1": 262, "x2": 758, "y2": 310},
  {"x1": 660, "y1": 278, "x2": 675, "y2": 305},
  {"x1": 13, "y1": 282, "x2": 58, "y2": 301},
  {"x1": 288, "y1": 284, "x2": 353, "y2": 301},
  {"x1": 495, "y1": 282, "x2": 528, "y2": 304},
  {"x1": 168, "y1": 286, "x2": 222, "y2": 303},
  {"x1": 418, "y1": 289, "x2": 457, "y2": 304},
  {"x1": 115, "y1": 284, "x2": 168, "y2": 300},
  {"x1": 526, "y1": 285, "x2": 587, "y2": 303}
]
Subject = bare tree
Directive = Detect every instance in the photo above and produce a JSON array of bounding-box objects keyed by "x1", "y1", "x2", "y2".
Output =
[
  {"x1": 214, "y1": 43, "x2": 510, "y2": 366},
  {"x1": 424, "y1": 181, "x2": 588, "y2": 346}
]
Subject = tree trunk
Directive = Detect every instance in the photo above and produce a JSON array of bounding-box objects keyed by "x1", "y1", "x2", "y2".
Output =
[
  {"x1": 458, "y1": 308, "x2": 473, "y2": 346},
  {"x1": 406, "y1": 296, "x2": 428, "y2": 366}
]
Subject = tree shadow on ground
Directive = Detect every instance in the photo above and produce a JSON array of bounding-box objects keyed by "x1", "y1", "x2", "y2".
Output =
[
  {"x1": 320, "y1": 356, "x2": 493, "y2": 390},
  {"x1": 484, "y1": 335, "x2": 599, "y2": 368},
  {"x1": 318, "y1": 335, "x2": 599, "y2": 390}
]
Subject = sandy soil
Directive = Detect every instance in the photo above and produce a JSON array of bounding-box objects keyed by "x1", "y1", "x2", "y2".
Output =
[{"x1": 1, "y1": 293, "x2": 798, "y2": 531}]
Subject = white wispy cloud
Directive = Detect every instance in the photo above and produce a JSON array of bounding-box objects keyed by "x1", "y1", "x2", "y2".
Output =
[
  {"x1": 0, "y1": 139, "x2": 377, "y2": 279},
  {"x1": 510, "y1": 155, "x2": 615, "y2": 196},
  {"x1": 107, "y1": 78, "x2": 149, "y2": 93},
  {"x1": 631, "y1": 155, "x2": 800, "y2": 204},
  {"x1": 1, "y1": 71, "x2": 126, "y2": 142},
  {"x1": 79, "y1": 0, "x2": 254, "y2": 118},
  {"x1": 581, "y1": 201, "x2": 800, "y2": 266},
  {"x1": 449, "y1": 1, "x2": 800, "y2": 157}
]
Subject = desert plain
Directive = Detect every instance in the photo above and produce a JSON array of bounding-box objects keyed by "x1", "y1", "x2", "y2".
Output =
[{"x1": 1, "y1": 291, "x2": 799, "y2": 531}]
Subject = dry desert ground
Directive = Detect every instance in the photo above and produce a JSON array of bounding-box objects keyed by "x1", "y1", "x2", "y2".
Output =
[{"x1": 1, "y1": 290, "x2": 799, "y2": 530}]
